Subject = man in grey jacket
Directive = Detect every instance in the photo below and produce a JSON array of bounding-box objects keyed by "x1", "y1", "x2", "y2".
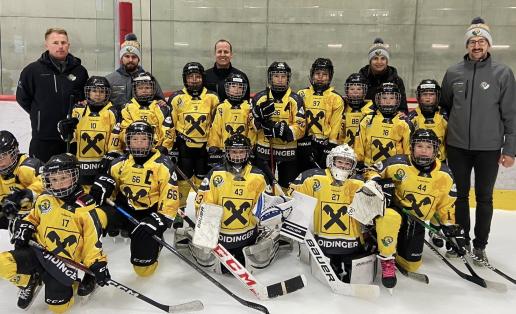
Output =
[
  {"x1": 106, "y1": 33, "x2": 164, "y2": 108},
  {"x1": 440, "y1": 17, "x2": 516, "y2": 265}
]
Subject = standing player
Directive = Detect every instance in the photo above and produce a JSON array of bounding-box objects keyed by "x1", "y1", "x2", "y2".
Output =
[
  {"x1": 207, "y1": 73, "x2": 255, "y2": 166},
  {"x1": 364, "y1": 129, "x2": 464, "y2": 273},
  {"x1": 0, "y1": 153, "x2": 109, "y2": 312},
  {"x1": 57, "y1": 76, "x2": 122, "y2": 186},
  {"x1": 289, "y1": 144, "x2": 401, "y2": 289},
  {"x1": 252, "y1": 61, "x2": 306, "y2": 193},
  {"x1": 354, "y1": 83, "x2": 412, "y2": 171},
  {"x1": 169, "y1": 62, "x2": 219, "y2": 206},
  {"x1": 338, "y1": 73, "x2": 375, "y2": 147},
  {"x1": 90, "y1": 121, "x2": 179, "y2": 277},
  {"x1": 0, "y1": 131, "x2": 43, "y2": 227},
  {"x1": 297, "y1": 58, "x2": 344, "y2": 172}
]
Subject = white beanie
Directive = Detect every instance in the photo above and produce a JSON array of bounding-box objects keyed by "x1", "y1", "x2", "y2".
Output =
[
  {"x1": 464, "y1": 17, "x2": 492, "y2": 47},
  {"x1": 368, "y1": 38, "x2": 390, "y2": 62},
  {"x1": 120, "y1": 33, "x2": 141, "y2": 60}
]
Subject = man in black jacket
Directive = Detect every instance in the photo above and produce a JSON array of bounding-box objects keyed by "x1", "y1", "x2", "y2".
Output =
[
  {"x1": 359, "y1": 38, "x2": 407, "y2": 113},
  {"x1": 16, "y1": 28, "x2": 89, "y2": 162},
  {"x1": 205, "y1": 39, "x2": 250, "y2": 102}
]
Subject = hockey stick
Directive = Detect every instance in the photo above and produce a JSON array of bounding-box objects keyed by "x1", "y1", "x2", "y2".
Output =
[
  {"x1": 28, "y1": 240, "x2": 203, "y2": 313},
  {"x1": 66, "y1": 94, "x2": 75, "y2": 153},
  {"x1": 395, "y1": 262, "x2": 429, "y2": 284},
  {"x1": 106, "y1": 199, "x2": 270, "y2": 314}
]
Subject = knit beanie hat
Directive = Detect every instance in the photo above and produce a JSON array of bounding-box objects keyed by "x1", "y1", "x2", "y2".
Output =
[
  {"x1": 368, "y1": 38, "x2": 390, "y2": 62},
  {"x1": 464, "y1": 17, "x2": 492, "y2": 47},
  {"x1": 120, "y1": 33, "x2": 141, "y2": 60}
]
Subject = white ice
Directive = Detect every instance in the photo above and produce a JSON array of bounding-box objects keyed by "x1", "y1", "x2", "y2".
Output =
[{"x1": 1, "y1": 101, "x2": 515, "y2": 314}]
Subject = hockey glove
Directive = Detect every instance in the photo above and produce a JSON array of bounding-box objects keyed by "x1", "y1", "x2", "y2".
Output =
[
  {"x1": 11, "y1": 219, "x2": 36, "y2": 248},
  {"x1": 371, "y1": 177, "x2": 394, "y2": 207},
  {"x1": 441, "y1": 224, "x2": 467, "y2": 255},
  {"x1": 57, "y1": 117, "x2": 79, "y2": 141},
  {"x1": 263, "y1": 121, "x2": 294, "y2": 142},
  {"x1": 98, "y1": 152, "x2": 121, "y2": 175},
  {"x1": 251, "y1": 100, "x2": 275, "y2": 121},
  {"x1": 2, "y1": 189, "x2": 33, "y2": 219},
  {"x1": 207, "y1": 147, "x2": 224, "y2": 166},
  {"x1": 89, "y1": 261, "x2": 110, "y2": 287},
  {"x1": 89, "y1": 174, "x2": 116, "y2": 206},
  {"x1": 155, "y1": 145, "x2": 169, "y2": 156},
  {"x1": 131, "y1": 212, "x2": 170, "y2": 239}
]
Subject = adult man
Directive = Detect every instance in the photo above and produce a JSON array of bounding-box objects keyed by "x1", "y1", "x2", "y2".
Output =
[
  {"x1": 105, "y1": 33, "x2": 164, "y2": 108},
  {"x1": 440, "y1": 17, "x2": 516, "y2": 265},
  {"x1": 16, "y1": 28, "x2": 89, "y2": 162},
  {"x1": 205, "y1": 39, "x2": 250, "y2": 102}
]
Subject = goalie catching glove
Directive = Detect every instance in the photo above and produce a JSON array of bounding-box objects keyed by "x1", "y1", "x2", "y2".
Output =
[{"x1": 348, "y1": 180, "x2": 385, "y2": 225}]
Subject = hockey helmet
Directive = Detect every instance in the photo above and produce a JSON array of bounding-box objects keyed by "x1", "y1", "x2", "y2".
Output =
[
  {"x1": 375, "y1": 82, "x2": 401, "y2": 116},
  {"x1": 0, "y1": 130, "x2": 19, "y2": 176},
  {"x1": 416, "y1": 79, "x2": 440, "y2": 114},
  {"x1": 224, "y1": 73, "x2": 248, "y2": 103},
  {"x1": 410, "y1": 128, "x2": 439, "y2": 167},
  {"x1": 224, "y1": 134, "x2": 251, "y2": 169},
  {"x1": 310, "y1": 58, "x2": 334, "y2": 92},
  {"x1": 42, "y1": 153, "x2": 80, "y2": 198},
  {"x1": 125, "y1": 121, "x2": 155, "y2": 157},
  {"x1": 132, "y1": 72, "x2": 156, "y2": 103},
  {"x1": 182, "y1": 62, "x2": 205, "y2": 96},
  {"x1": 85, "y1": 76, "x2": 111, "y2": 107},
  {"x1": 345, "y1": 73, "x2": 369, "y2": 108},
  {"x1": 326, "y1": 144, "x2": 357, "y2": 181},
  {"x1": 268, "y1": 61, "x2": 291, "y2": 92}
]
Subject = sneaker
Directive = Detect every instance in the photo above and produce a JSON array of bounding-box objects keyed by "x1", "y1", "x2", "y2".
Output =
[
  {"x1": 78, "y1": 273, "x2": 97, "y2": 297},
  {"x1": 378, "y1": 255, "x2": 396, "y2": 289},
  {"x1": 472, "y1": 248, "x2": 488, "y2": 267},
  {"x1": 430, "y1": 232, "x2": 444, "y2": 248},
  {"x1": 17, "y1": 273, "x2": 42, "y2": 310}
]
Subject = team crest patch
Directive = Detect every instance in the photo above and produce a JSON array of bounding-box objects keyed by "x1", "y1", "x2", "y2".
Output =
[
  {"x1": 38, "y1": 199, "x2": 52, "y2": 214},
  {"x1": 381, "y1": 236, "x2": 393, "y2": 247},
  {"x1": 313, "y1": 179, "x2": 321, "y2": 192},
  {"x1": 480, "y1": 82, "x2": 490, "y2": 90},
  {"x1": 67, "y1": 74, "x2": 76, "y2": 81},
  {"x1": 213, "y1": 175, "x2": 224, "y2": 187},
  {"x1": 394, "y1": 169, "x2": 406, "y2": 181}
]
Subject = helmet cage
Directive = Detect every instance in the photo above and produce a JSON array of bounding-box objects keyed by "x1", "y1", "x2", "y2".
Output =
[
  {"x1": 126, "y1": 131, "x2": 154, "y2": 157},
  {"x1": 376, "y1": 92, "x2": 401, "y2": 115},
  {"x1": 132, "y1": 76, "x2": 156, "y2": 102},
  {"x1": 345, "y1": 82, "x2": 368, "y2": 107},
  {"x1": 0, "y1": 147, "x2": 19, "y2": 176},
  {"x1": 85, "y1": 85, "x2": 111, "y2": 107},
  {"x1": 42, "y1": 167, "x2": 79, "y2": 198},
  {"x1": 326, "y1": 144, "x2": 357, "y2": 181},
  {"x1": 410, "y1": 135, "x2": 439, "y2": 167},
  {"x1": 224, "y1": 79, "x2": 248, "y2": 102}
]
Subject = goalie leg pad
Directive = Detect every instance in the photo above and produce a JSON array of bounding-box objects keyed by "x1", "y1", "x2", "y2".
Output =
[
  {"x1": 297, "y1": 241, "x2": 311, "y2": 265},
  {"x1": 189, "y1": 244, "x2": 223, "y2": 274},
  {"x1": 243, "y1": 231, "x2": 280, "y2": 273},
  {"x1": 193, "y1": 203, "x2": 223, "y2": 250},
  {"x1": 350, "y1": 253, "x2": 377, "y2": 284}
]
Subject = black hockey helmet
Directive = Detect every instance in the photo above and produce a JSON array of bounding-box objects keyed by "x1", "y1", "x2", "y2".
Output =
[
  {"x1": 0, "y1": 130, "x2": 19, "y2": 176},
  {"x1": 375, "y1": 82, "x2": 400, "y2": 116},
  {"x1": 224, "y1": 73, "x2": 248, "y2": 103},
  {"x1": 182, "y1": 62, "x2": 205, "y2": 96},
  {"x1": 132, "y1": 72, "x2": 156, "y2": 102},
  {"x1": 310, "y1": 58, "x2": 334, "y2": 92},
  {"x1": 125, "y1": 121, "x2": 154, "y2": 157},
  {"x1": 224, "y1": 134, "x2": 251, "y2": 169},
  {"x1": 416, "y1": 79, "x2": 441, "y2": 114},
  {"x1": 268, "y1": 61, "x2": 291, "y2": 92},
  {"x1": 85, "y1": 76, "x2": 111, "y2": 107},
  {"x1": 410, "y1": 128, "x2": 439, "y2": 167},
  {"x1": 345, "y1": 73, "x2": 369, "y2": 108},
  {"x1": 42, "y1": 153, "x2": 80, "y2": 198}
]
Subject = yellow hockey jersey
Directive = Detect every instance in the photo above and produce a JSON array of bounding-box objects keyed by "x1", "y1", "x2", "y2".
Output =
[
  {"x1": 297, "y1": 86, "x2": 344, "y2": 144},
  {"x1": 354, "y1": 112, "x2": 412, "y2": 167},
  {"x1": 121, "y1": 98, "x2": 174, "y2": 150},
  {"x1": 0, "y1": 154, "x2": 43, "y2": 213},
  {"x1": 25, "y1": 191, "x2": 106, "y2": 267},
  {"x1": 195, "y1": 164, "x2": 270, "y2": 249},
  {"x1": 71, "y1": 102, "x2": 122, "y2": 178},
  {"x1": 207, "y1": 99, "x2": 256, "y2": 149},
  {"x1": 169, "y1": 88, "x2": 220, "y2": 148},
  {"x1": 408, "y1": 108, "x2": 448, "y2": 161},
  {"x1": 338, "y1": 100, "x2": 375, "y2": 147},
  {"x1": 364, "y1": 155, "x2": 456, "y2": 225},
  {"x1": 109, "y1": 150, "x2": 178, "y2": 219},
  {"x1": 252, "y1": 88, "x2": 306, "y2": 161}
]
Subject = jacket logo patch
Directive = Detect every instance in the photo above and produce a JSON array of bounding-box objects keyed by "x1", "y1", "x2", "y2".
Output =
[
  {"x1": 38, "y1": 199, "x2": 52, "y2": 214},
  {"x1": 480, "y1": 82, "x2": 490, "y2": 90},
  {"x1": 67, "y1": 74, "x2": 76, "y2": 81}
]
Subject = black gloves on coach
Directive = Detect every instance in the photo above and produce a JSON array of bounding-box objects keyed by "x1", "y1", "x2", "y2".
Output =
[{"x1": 89, "y1": 175, "x2": 116, "y2": 206}]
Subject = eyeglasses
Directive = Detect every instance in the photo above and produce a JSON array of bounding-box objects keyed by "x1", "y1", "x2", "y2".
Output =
[{"x1": 468, "y1": 38, "x2": 488, "y2": 47}]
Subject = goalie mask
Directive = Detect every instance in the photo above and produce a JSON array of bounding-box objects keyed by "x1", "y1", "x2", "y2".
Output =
[
  {"x1": 326, "y1": 144, "x2": 357, "y2": 181},
  {"x1": 375, "y1": 82, "x2": 400, "y2": 116},
  {"x1": 0, "y1": 130, "x2": 19, "y2": 176},
  {"x1": 224, "y1": 73, "x2": 248, "y2": 103},
  {"x1": 345, "y1": 73, "x2": 368, "y2": 109},
  {"x1": 224, "y1": 134, "x2": 251, "y2": 170},
  {"x1": 126, "y1": 121, "x2": 154, "y2": 157},
  {"x1": 310, "y1": 58, "x2": 333, "y2": 92},
  {"x1": 416, "y1": 79, "x2": 440, "y2": 115},
  {"x1": 132, "y1": 72, "x2": 156, "y2": 103},
  {"x1": 85, "y1": 76, "x2": 111, "y2": 107},
  {"x1": 410, "y1": 128, "x2": 439, "y2": 167},
  {"x1": 42, "y1": 153, "x2": 80, "y2": 198},
  {"x1": 183, "y1": 62, "x2": 205, "y2": 97},
  {"x1": 268, "y1": 61, "x2": 291, "y2": 92}
]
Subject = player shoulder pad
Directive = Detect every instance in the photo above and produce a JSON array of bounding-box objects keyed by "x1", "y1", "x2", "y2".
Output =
[
  {"x1": 74, "y1": 102, "x2": 87, "y2": 110},
  {"x1": 289, "y1": 92, "x2": 304, "y2": 105},
  {"x1": 292, "y1": 168, "x2": 326, "y2": 184},
  {"x1": 438, "y1": 161, "x2": 454, "y2": 178},
  {"x1": 407, "y1": 110, "x2": 418, "y2": 120},
  {"x1": 112, "y1": 153, "x2": 129, "y2": 166},
  {"x1": 19, "y1": 155, "x2": 43, "y2": 173},
  {"x1": 252, "y1": 90, "x2": 268, "y2": 104},
  {"x1": 330, "y1": 89, "x2": 343, "y2": 98},
  {"x1": 249, "y1": 165, "x2": 270, "y2": 182},
  {"x1": 206, "y1": 89, "x2": 218, "y2": 97},
  {"x1": 155, "y1": 154, "x2": 175, "y2": 170},
  {"x1": 382, "y1": 154, "x2": 410, "y2": 169},
  {"x1": 168, "y1": 90, "x2": 185, "y2": 103}
]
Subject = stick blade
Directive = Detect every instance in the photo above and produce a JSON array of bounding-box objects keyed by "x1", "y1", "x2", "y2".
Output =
[
  {"x1": 168, "y1": 300, "x2": 204, "y2": 313},
  {"x1": 350, "y1": 284, "x2": 381, "y2": 298},
  {"x1": 266, "y1": 274, "x2": 307, "y2": 298}
]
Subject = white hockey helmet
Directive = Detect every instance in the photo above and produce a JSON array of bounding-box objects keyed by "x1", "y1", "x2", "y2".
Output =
[{"x1": 326, "y1": 144, "x2": 357, "y2": 181}]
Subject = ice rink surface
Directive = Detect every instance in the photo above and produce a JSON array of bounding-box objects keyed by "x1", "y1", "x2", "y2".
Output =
[{"x1": 0, "y1": 101, "x2": 515, "y2": 313}]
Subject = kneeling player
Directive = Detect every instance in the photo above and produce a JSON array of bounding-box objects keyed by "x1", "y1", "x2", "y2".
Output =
[
  {"x1": 90, "y1": 121, "x2": 179, "y2": 277},
  {"x1": 192, "y1": 134, "x2": 287, "y2": 273},
  {"x1": 289, "y1": 144, "x2": 402, "y2": 289},
  {"x1": 364, "y1": 129, "x2": 464, "y2": 273},
  {"x1": 0, "y1": 154, "x2": 109, "y2": 312}
]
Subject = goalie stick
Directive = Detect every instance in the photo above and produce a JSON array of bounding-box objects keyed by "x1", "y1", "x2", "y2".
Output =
[
  {"x1": 106, "y1": 199, "x2": 270, "y2": 314},
  {"x1": 29, "y1": 241, "x2": 203, "y2": 313}
]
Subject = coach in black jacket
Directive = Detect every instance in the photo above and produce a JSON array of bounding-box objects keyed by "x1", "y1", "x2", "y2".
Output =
[{"x1": 16, "y1": 28, "x2": 88, "y2": 162}]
